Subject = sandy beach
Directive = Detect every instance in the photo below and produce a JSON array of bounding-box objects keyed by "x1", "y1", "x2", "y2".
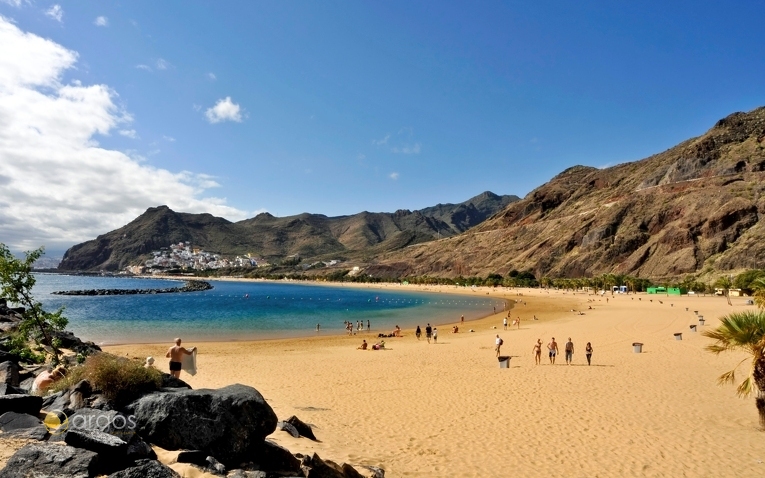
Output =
[{"x1": 97, "y1": 286, "x2": 763, "y2": 476}]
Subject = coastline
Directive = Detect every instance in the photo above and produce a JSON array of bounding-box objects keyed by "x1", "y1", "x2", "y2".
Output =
[{"x1": 103, "y1": 288, "x2": 764, "y2": 476}]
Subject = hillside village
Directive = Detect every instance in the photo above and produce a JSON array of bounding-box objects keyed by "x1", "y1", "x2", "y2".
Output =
[{"x1": 123, "y1": 242, "x2": 343, "y2": 274}]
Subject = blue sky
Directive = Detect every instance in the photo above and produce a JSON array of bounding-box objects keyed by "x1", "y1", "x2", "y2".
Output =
[{"x1": 1, "y1": 1, "x2": 764, "y2": 254}]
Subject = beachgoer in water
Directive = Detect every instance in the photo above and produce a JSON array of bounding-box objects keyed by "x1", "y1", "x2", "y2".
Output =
[
  {"x1": 367, "y1": 320, "x2": 370, "y2": 330},
  {"x1": 585, "y1": 342, "x2": 593, "y2": 365},
  {"x1": 415, "y1": 325, "x2": 422, "y2": 340},
  {"x1": 565, "y1": 338, "x2": 574, "y2": 365},
  {"x1": 166, "y1": 338, "x2": 196, "y2": 378},
  {"x1": 316, "y1": 323, "x2": 320, "y2": 332},
  {"x1": 547, "y1": 337, "x2": 559, "y2": 365},
  {"x1": 425, "y1": 323, "x2": 432, "y2": 343},
  {"x1": 532, "y1": 339, "x2": 542, "y2": 365}
]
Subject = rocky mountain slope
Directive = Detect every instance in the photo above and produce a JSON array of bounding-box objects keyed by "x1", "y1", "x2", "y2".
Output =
[
  {"x1": 58, "y1": 192, "x2": 517, "y2": 271},
  {"x1": 365, "y1": 106, "x2": 765, "y2": 280}
]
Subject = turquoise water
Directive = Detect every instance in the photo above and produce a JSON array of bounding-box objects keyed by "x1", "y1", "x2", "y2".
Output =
[{"x1": 32, "y1": 274, "x2": 504, "y2": 344}]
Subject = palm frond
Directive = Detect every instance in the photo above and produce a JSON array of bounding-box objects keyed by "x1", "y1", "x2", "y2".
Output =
[
  {"x1": 736, "y1": 377, "x2": 754, "y2": 397},
  {"x1": 718, "y1": 369, "x2": 737, "y2": 385}
]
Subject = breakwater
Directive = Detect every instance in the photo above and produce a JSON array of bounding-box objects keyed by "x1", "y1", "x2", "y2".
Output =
[{"x1": 51, "y1": 280, "x2": 213, "y2": 296}]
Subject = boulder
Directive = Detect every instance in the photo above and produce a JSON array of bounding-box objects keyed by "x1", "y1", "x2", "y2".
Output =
[
  {"x1": 277, "y1": 420, "x2": 300, "y2": 438},
  {"x1": 127, "y1": 384, "x2": 277, "y2": 467},
  {"x1": 176, "y1": 450, "x2": 208, "y2": 467},
  {"x1": 0, "y1": 411, "x2": 47, "y2": 440},
  {"x1": 286, "y1": 415, "x2": 318, "y2": 440},
  {"x1": 160, "y1": 373, "x2": 191, "y2": 389},
  {"x1": 67, "y1": 408, "x2": 156, "y2": 461},
  {"x1": 107, "y1": 459, "x2": 180, "y2": 478},
  {"x1": 227, "y1": 471, "x2": 267, "y2": 478},
  {"x1": 0, "y1": 361, "x2": 19, "y2": 386},
  {"x1": 18, "y1": 377, "x2": 35, "y2": 393},
  {"x1": 49, "y1": 330, "x2": 102, "y2": 355},
  {"x1": 45, "y1": 390, "x2": 73, "y2": 415},
  {"x1": 250, "y1": 440, "x2": 301, "y2": 475},
  {"x1": 0, "y1": 393, "x2": 42, "y2": 415},
  {"x1": 65, "y1": 428, "x2": 128, "y2": 459},
  {"x1": 302, "y1": 453, "x2": 364, "y2": 478},
  {"x1": 0, "y1": 351, "x2": 19, "y2": 364},
  {"x1": 0, "y1": 383, "x2": 25, "y2": 396},
  {"x1": 0, "y1": 443, "x2": 99, "y2": 478}
]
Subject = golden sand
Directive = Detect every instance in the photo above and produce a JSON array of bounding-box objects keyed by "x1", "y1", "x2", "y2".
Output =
[{"x1": 98, "y1": 286, "x2": 763, "y2": 477}]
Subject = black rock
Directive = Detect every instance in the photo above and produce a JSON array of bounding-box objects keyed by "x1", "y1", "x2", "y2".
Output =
[
  {"x1": 286, "y1": 415, "x2": 317, "y2": 441},
  {"x1": 0, "y1": 361, "x2": 19, "y2": 386},
  {"x1": 0, "y1": 393, "x2": 42, "y2": 415},
  {"x1": 18, "y1": 377, "x2": 35, "y2": 393},
  {"x1": 277, "y1": 420, "x2": 300, "y2": 438},
  {"x1": 0, "y1": 443, "x2": 99, "y2": 478},
  {"x1": 48, "y1": 330, "x2": 102, "y2": 355},
  {"x1": 251, "y1": 440, "x2": 301, "y2": 475},
  {"x1": 65, "y1": 428, "x2": 128, "y2": 458},
  {"x1": 0, "y1": 411, "x2": 47, "y2": 440},
  {"x1": 0, "y1": 383, "x2": 25, "y2": 396},
  {"x1": 227, "y1": 471, "x2": 267, "y2": 478},
  {"x1": 67, "y1": 408, "x2": 156, "y2": 461},
  {"x1": 176, "y1": 450, "x2": 208, "y2": 467},
  {"x1": 0, "y1": 351, "x2": 19, "y2": 365},
  {"x1": 205, "y1": 456, "x2": 226, "y2": 475},
  {"x1": 301, "y1": 453, "x2": 350, "y2": 478},
  {"x1": 127, "y1": 384, "x2": 277, "y2": 468},
  {"x1": 46, "y1": 390, "x2": 73, "y2": 415},
  {"x1": 107, "y1": 459, "x2": 180, "y2": 478},
  {"x1": 160, "y1": 373, "x2": 191, "y2": 389}
]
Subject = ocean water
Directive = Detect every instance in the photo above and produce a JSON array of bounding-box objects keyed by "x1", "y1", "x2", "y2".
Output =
[{"x1": 31, "y1": 274, "x2": 504, "y2": 345}]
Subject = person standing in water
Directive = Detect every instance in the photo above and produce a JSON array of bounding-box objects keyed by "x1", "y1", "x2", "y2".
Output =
[{"x1": 585, "y1": 342, "x2": 593, "y2": 365}]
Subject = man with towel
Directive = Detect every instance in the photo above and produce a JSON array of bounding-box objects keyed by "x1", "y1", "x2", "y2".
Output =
[{"x1": 166, "y1": 338, "x2": 196, "y2": 378}]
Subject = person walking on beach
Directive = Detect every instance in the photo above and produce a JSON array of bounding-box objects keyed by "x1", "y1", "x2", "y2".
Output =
[
  {"x1": 416, "y1": 325, "x2": 422, "y2": 340},
  {"x1": 425, "y1": 323, "x2": 432, "y2": 343},
  {"x1": 433, "y1": 327, "x2": 438, "y2": 343},
  {"x1": 565, "y1": 338, "x2": 574, "y2": 365},
  {"x1": 532, "y1": 339, "x2": 542, "y2": 365},
  {"x1": 585, "y1": 342, "x2": 593, "y2": 365},
  {"x1": 461, "y1": 315, "x2": 464, "y2": 324},
  {"x1": 166, "y1": 338, "x2": 196, "y2": 378},
  {"x1": 503, "y1": 317, "x2": 508, "y2": 330},
  {"x1": 547, "y1": 337, "x2": 559, "y2": 365},
  {"x1": 367, "y1": 320, "x2": 370, "y2": 330},
  {"x1": 495, "y1": 335, "x2": 503, "y2": 357}
]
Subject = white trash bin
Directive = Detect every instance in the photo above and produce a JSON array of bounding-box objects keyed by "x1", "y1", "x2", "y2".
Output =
[
  {"x1": 690, "y1": 325, "x2": 697, "y2": 332},
  {"x1": 498, "y1": 356, "x2": 510, "y2": 368},
  {"x1": 632, "y1": 342, "x2": 643, "y2": 353},
  {"x1": 698, "y1": 316, "x2": 705, "y2": 326},
  {"x1": 674, "y1": 333, "x2": 682, "y2": 341}
]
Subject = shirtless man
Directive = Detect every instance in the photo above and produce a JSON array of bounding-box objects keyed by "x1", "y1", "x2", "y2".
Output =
[
  {"x1": 565, "y1": 337, "x2": 575, "y2": 365},
  {"x1": 166, "y1": 338, "x2": 196, "y2": 378},
  {"x1": 547, "y1": 337, "x2": 559, "y2": 365}
]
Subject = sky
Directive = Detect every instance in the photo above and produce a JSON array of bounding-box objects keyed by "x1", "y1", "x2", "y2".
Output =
[{"x1": 1, "y1": 1, "x2": 764, "y2": 256}]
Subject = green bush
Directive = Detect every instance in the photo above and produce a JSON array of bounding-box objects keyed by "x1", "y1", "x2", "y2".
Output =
[{"x1": 51, "y1": 353, "x2": 162, "y2": 406}]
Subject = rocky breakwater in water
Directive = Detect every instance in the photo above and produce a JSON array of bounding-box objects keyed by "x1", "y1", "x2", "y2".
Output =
[{"x1": 51, "y1": 280, "x2": 213, "y2": 296}]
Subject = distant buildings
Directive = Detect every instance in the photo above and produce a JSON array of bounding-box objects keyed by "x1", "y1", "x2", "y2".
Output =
[{"x1": 131, "y1": 242, "x2": 271, "y2": 273}]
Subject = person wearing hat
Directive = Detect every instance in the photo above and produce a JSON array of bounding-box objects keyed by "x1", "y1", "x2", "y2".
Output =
[{"x1": 144, "y1": 356, "x2": 156, "y2": 369}]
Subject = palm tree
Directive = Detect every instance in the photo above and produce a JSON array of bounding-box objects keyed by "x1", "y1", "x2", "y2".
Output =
[
  {"x1": 751, "y1": 277, "x2": 765, "y2": 309},
  {"x1": 714, "y1": 276, "x2": 734, "y2": 306},
  {"x1": 703, "y1": 311, "x2": 765, "y2": 428}
]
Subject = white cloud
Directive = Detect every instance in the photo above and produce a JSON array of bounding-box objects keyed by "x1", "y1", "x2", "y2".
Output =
[
  {"x1": 45, "y1": 5, "x2": 63, "y2": 22},
  {"x1": 207, "y1": 72, "x2": 216, "y2": 80},
  {"x1": 162, "y1": 135, "x2": 175, "y2": 142},
  {"x1": 392, "y1": 143, "x2": 421, "y2": 154},
  {"x1": 389, "y1": 172, "x2": 400, "y2": 180},
  {"x1": 118, "y1": 129, "x2": 137, "y2": 139},
  {"x1": 94, "y1": 16, "x2": 108, "y2": 27},
  {"x1": 155, "y1": 58, "x2": 169, "y2": 70},
  {"x1": 372, "y1": 134, "x2": 389, "y2": 146},
  {"x1": 1, "y1": 0, "x2": 27, "y2": 7},
  {"x1": 135, "y1": 64, "x2": 151, "y2": 71},
  {"x1": 0, "y1": 17, "x2": 248, "y2": 252},
  {"x1": 204, "y1": 97, "x2": 242, "y2": 124}
]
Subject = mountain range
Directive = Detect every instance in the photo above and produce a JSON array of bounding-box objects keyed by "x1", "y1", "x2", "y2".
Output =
[
  {"x1": 365, "y1": 106, "x2": 765, "y2": 281},
  {"x1": 58, "y1": 191, "x2": 518, "y2": 271}
]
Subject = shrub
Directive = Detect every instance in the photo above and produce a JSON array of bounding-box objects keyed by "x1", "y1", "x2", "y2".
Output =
[{"x1": 50, "y1": 353, "x2": 162, "y2": 406}]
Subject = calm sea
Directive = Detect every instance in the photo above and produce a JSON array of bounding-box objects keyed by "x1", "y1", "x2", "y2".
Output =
[{"x1": 32, "y1": 274, "x2": 504, "y2": 345}]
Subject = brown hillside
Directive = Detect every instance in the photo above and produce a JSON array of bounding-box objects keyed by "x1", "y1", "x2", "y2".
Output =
[{"x1": 365, "y1": 107, "x2": 765, "y2": 280}]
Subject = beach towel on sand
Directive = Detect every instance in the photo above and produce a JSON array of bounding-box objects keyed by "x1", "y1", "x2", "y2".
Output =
[{"x1": 181, "y1": 349, "x2": 197, "y2": 376}]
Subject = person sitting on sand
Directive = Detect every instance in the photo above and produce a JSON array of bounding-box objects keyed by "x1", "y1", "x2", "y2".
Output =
[
  {"x1": 166, "y1": 338, "x2": 196, "y2": 378},
  {"x1": 392, "y1": 325, "x2": 402, "y2": 337},
  {"x1": 144, "y1": 356, "x2": 155, "y2": 369},
  {"x1": 452, "y1": 325, "x2": 459, "y2": 333},
  {"x1": 32, "y1": 366, "x2": 66, "y2": 394},
  {"x1": 358, "y1": 340, "x2": 368, "y2": 350}
]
